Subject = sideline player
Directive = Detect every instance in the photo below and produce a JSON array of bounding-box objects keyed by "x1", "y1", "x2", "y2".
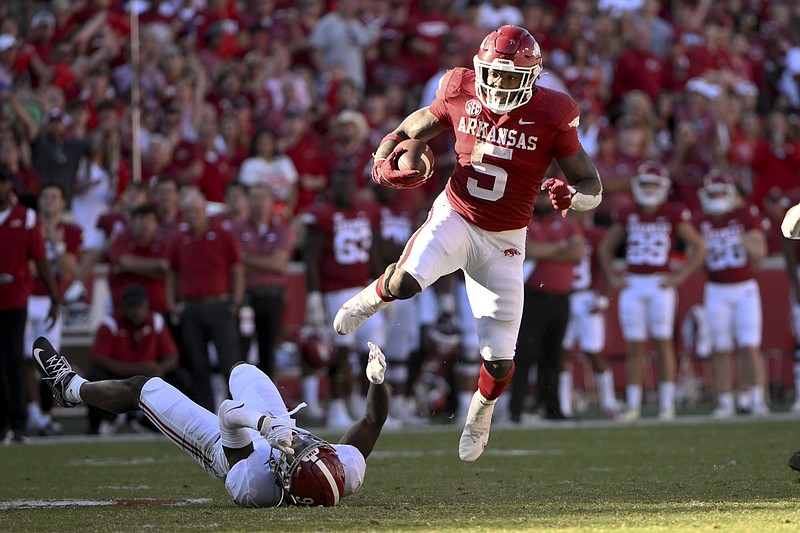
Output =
[
  {"x1": 333, "y1": 25, "x2": 603, "y2": 462},
  {"x1": 33, "y1": 336, "x2": 390, "y2": 507},
  {"x1": 597, "y1": 162, "x2": 705, "y2": 422},
  {"x1": 694, "y1": 172, "x2": 769, "y2": 418}
]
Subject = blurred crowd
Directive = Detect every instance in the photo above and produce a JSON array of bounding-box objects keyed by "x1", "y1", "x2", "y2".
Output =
[{"x1": 1, "y1": 0, "x2": 800, "y2": 439}]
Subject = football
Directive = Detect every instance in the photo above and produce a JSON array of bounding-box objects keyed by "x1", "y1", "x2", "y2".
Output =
[{"x1": 396, "y1": 139, "x2": 435, "y2": 180}]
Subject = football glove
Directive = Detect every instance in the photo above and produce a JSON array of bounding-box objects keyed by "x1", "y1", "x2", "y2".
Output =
[
  {"x1": 365, "y1": 341, "x2": 387, "y2": 385},
  {"x1": 371, "y1": 146, "x2": 424, "y2": 189},
  {"x1": 259, "y1": 416, "x2": 294, "y2": 455},
  {"x1": 541, "y1": 177, "x2": 576, "y2": 211}
]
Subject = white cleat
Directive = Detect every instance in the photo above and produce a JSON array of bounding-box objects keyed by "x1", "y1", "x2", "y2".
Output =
[
  {"x1": 790, "y1": 400, "x2": 800, "y2": 414},
  {"x1": 619, "y1": 409, "x2": 640, "y2": 423},
  {"x1": 366, "y1": 342, "x2": 387, "y2": 385},
  {"x1": 710, "y1": 406, "x2": 735, "y2": 420},
  {"x1": 333, "y1": 280, "x2": 391, "y2": 335},
  {"x1": 657, "y1": 408, "x2": 676, "y2": 421},
  {"x1": 458, "y1": 391, "x2": 495, "y2": 463}
]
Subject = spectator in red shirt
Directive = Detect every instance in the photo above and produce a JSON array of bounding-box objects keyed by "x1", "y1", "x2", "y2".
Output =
[
  {"x1": 0, "y1": 166, "x2": 61, "y2": 443},
  {"x1": 508, "y1": 190, "x2": 585, "y2": 423},
  {"x1": 611, "y1": 20, "x2": 667, "y2": 108},
  {"x1": 87, "y1": 283, "x2": 190, "y2": 434},
  {"x1": 108, "y1": 204, "x2": 170, "y2": 314},
  {"x1": 279, "y1": 108, "x2": 330, "y2": 214},
  {"x1": 167, "y1": 187, "x2": 244, "y2": 411},
  {"x1": 236, "y1": 184, "x2": 292, "y2": 377},
  {"x1": 152, "y1": 175, "x2": 183, "y2": 244}
]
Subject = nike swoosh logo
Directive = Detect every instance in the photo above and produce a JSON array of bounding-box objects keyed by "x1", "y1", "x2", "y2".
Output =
[
  {"x1": 519, "y1": 119, "x2": 536, "y2": 125},
  {"x1": 33, "y1": 348, "x2": 44, "y2": 359}
]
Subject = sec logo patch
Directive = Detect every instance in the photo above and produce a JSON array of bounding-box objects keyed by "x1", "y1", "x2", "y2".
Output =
[{"x1": 465, "y1": 100, "x2": 482, "y2": 117}]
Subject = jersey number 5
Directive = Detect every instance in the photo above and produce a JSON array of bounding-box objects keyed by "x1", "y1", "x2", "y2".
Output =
[{"x1": 467, "y1": 141, "x2": 512, "y2": 201}]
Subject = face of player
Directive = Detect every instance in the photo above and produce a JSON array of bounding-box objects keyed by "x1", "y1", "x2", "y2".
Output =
[{"x1": 485, "y1": 68, "x2": 524, "y2": 111}]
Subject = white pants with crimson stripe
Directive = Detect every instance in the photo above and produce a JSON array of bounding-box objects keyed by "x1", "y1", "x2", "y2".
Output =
[
  {"x1": 398, "y1": 192, "x2": 526, "y2": 362},
  {"x1": 137, "y1": 363, "x2": 290, "y2": 481}
]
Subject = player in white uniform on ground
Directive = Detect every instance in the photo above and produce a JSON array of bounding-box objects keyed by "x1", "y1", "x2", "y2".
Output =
[{"x1": 32, "y1": 336, "x2": 390, "y2": 507}]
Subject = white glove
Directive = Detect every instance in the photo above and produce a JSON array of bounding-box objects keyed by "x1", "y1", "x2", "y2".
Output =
[
  {"x1": 305, "y1": 291, "x2": 325, "y2": 328},
  {"x1": 366, "y1": 341, "x2": 387, "y2": 385},
  {"x1": 259, "y1": 416, "x2": 294, "y2": 455},
  {"x1": 782, "y1": 203, "x2": 800, "y2": 239}
]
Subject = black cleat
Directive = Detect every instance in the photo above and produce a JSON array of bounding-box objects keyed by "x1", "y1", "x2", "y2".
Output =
[
  {"x1": 790, "y1": 452, "x2": 800, "y2": 472},
  {"x1": 32, "y1": 337, "x2": 78, "y2": 408}
]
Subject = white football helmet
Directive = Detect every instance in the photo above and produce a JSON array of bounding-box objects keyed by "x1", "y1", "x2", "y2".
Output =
[
  {"x1": 473, "y1": 25, "x2": 543, "y2": 114},
  {"x1": 698, "y1": 170, "x2": 737, "y2": 215},
  {"x1": 631, "y1": 161, "x2": 671, "y2": 207}
]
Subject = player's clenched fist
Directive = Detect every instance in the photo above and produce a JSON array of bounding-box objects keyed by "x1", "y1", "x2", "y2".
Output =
[{"x1": 541, "y1": 177, "x2": 576, "y2": 211}]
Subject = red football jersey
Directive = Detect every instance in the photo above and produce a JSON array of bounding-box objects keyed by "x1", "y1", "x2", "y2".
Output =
[
  {"x1": 526, "y1": 214, "x2": 582, "y2": 294},
  {"x1": 92, "y1": 312, "x2": 177, "y2": 364},
  {"x1": 614, "y1": 203, "x2": 691, "y2": 274},
  {"x1": 0, "y1": 205, "x2": 46, "y2": 310},
  {"x1": 694, "y1": 205, "x2": 769, "y2": 283},
  {"x1": 429, "y1": 68, "x2": 583, "y2": 232},
  {"x1": 572, "y1": 225, "x2": 607, "y2": 292},
  {"x1": 301, "y1": 201, "x2": 380, "y2": 293}
]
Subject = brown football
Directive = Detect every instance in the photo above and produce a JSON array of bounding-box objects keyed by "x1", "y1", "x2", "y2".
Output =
[{"x1": 396, "y1": 139, "x2": 435, "y2": 179}]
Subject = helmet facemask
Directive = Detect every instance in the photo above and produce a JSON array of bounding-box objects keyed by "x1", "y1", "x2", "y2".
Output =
[
  {"x1": 698, "y1": 173, "x2": 737, "y2": 215},
  {"x1": 632, "y1": 174, "x2": 671, "y2": 207},
  {"x1": 473, "y1": 57, "x2": 540, "y2": 114}
]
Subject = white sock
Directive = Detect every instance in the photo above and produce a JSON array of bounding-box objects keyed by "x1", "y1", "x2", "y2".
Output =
[
  {"x1": 65, "y1": 375, "x2": 88, "y2": 403},
  {"x1": 559, "y1": 371, "x2": 573, "y2": 416},
  {"x1": 794, "y1": 362, "x2": 800, "y2": 398},
  {"x1": 737, "y1": 390, "x2": 752, "y2": 410},
  {"x1": 27, "y1": 401, "x2": 43, "y2": 421},
  {"x1": 658, "y1": 381, "x2": 675, "y2": 413},
  {"x1": 301, "y1": 375, "x2": 319, "y2": 407},
  {"x1": 750, "y1": 385, "x2": 766, "y2": 408},
  {"x1": 218, "y1": 399, "x2": 260, "y2": 449},
  {"x1": 328, "y1": 398, "x2": 349, "y2": 418},
  {"x1": 626, "y1": 384, "x2": 643, "y2": 412},
  {"x1": 595, "y1": 370, "x2": 617, "y2": 410},
  {"x1": 718, "y1": 392, "x2": 734, "y2": 410}
]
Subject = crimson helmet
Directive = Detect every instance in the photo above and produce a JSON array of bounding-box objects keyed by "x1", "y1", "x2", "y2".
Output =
[
  {"x1": 698, "y1": 170, "x2": 737, "y2": 215},
  {"x1": 631, "y1": 161, "x2": 671, "y2": 207},
  {"x1": 274, "y1": 430, "x2": 345, "y2": 507},
  {"x1": 474, "y1": 25, "x2": 543, "y2": 114},
  {"x1": 299, "y1": 327, "x2": 333, "y2": 369}
]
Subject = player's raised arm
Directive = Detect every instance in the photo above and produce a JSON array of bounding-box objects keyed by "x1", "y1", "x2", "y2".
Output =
[{"x1": 339, "y1": 342, "x2": 390, "y2": 459}]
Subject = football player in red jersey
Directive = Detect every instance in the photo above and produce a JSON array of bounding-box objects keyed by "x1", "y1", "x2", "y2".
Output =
[
  {"x1": 560, "y1": 208, "x2": 620, "y2": 420},
  {"x1": 694, "y1": 171, "x2": 770, "y2": 418},
  {"x1": 333, "y1": 26, "x2": 603, "y2": 462},
  {"x1": 33, "y1": 335, "x2": 391, "y2": 508},
  {"x1": 301, "y1": 169, "x2": 385, "y2": 429},
  {"x1": 597, "y1": 162, "x2": 705, "y2": 422}
]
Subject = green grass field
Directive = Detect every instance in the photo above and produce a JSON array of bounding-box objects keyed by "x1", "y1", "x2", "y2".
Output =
[{"x1": 1, "y1": 416, "x2": 799, "y2": 532}]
